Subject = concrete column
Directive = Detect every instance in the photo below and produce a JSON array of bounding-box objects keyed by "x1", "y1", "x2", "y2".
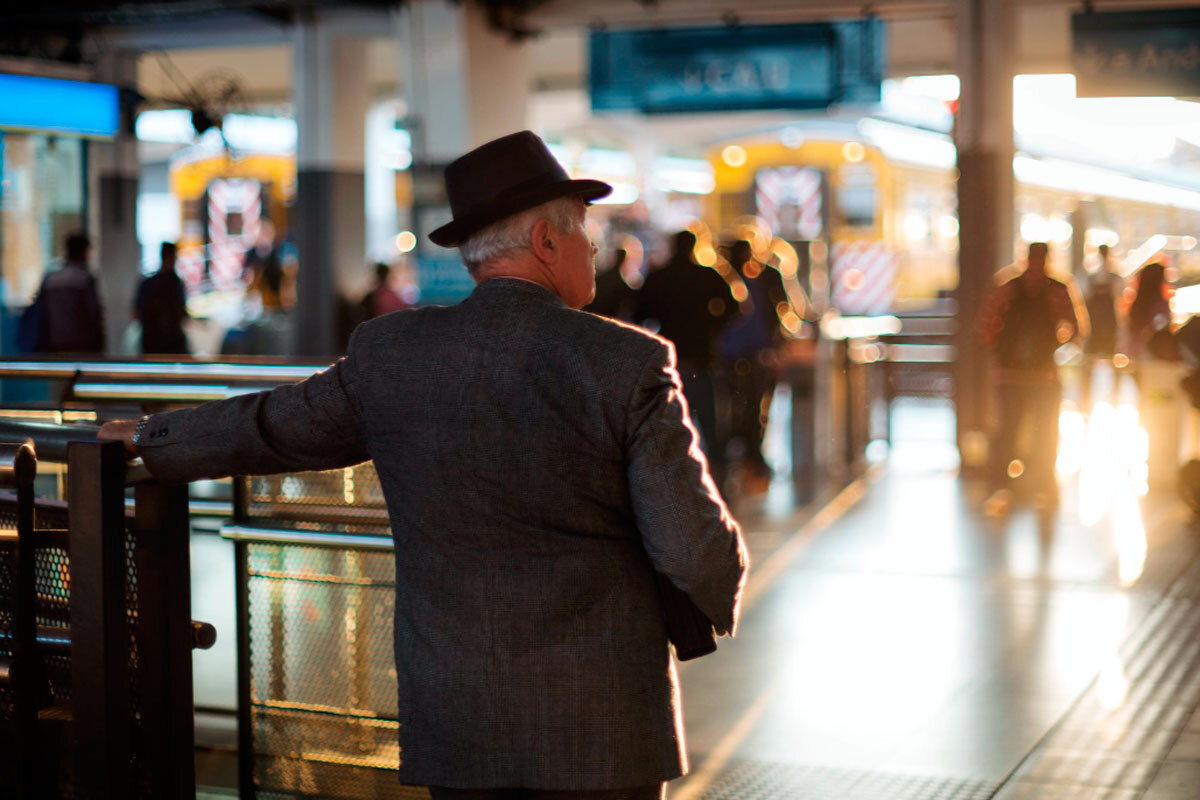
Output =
[
  {"x1": 293, "y1": 14, "x2": 368, "y2": 357},
  {"x1": 954, "y1": 0, "x2": 1015, "y2": 470},
  {"x1": 400, "y1": 0, "x2": 531, "y2": 255},
  {"x1": 90, "y1": 52, "x2": 141, "y2": 355}
]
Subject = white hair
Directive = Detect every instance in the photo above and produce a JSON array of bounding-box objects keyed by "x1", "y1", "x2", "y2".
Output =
[{"x1": 459, "y1": 196, "x2": 582, "y2": 274}]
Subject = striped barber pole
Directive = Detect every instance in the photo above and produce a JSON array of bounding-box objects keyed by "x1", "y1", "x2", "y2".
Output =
[
  {"x1": 755, "y1": 167, "x2": 823, "y2": 240},
  {"x1": 831, "y1": 240, "x2": 896, "y2": 315},
  {"x1": 206, "y1": 178, "x2": 263, "y2": 291}
]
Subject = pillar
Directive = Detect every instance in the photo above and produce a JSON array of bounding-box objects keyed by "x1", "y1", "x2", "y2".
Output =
[
  {"x1": 293, "y1": 13, "x2": 368, "y2": 357},
  {"x1": 399, "y1": 0, "x2": 531, "y2": 256},
  {"x1": 91, "y1": 52, "x2": 141, "y2": 356},
  {"x1": 954, "y1": 0, "x2": 1015, "y2": 470}
]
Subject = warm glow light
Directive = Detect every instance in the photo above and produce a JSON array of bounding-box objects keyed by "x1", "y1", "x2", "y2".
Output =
[
  {"x1": 1007, "y1": 459, "x2": 1025, "y2": 479},
  {"x1": 937, "y1": 216, "x2": 960, "y2": 239},
  {"x1": 1020, "y1": 213, "x2": 1048, "y2": 243},
  {"x1": 1114, "y1": 493, "x2": 1148, "y2": 586},
  {"x1": 1096, "y1": 658, "x2": 1129, "y2": 709},
  {"x1": 1086, "y1": 228, "x2": 1119, "y2": 249},
  {"x1": 395, "y1": 231, "x2": 417, "y2": 252},
  {"x1": 904, "y1": 214, "x2": 930, "y2": 242},
  {"x1": 842, "y1": 141, "x2": 866, "y2": 162},
  {"x1": 695, "y1": 245, "x2": 717, "y2": 267},
  {"x1": 722, "y1": 145, "x2": 747, "y2": 168},
  {"x1": 1050, "y1": 218, "x2": 1073, "y2": 244}
]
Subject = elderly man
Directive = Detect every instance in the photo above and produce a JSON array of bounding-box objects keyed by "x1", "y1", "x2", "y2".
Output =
[{"x1": 100, "y1": 131, "x2": 748, "y2": 800}]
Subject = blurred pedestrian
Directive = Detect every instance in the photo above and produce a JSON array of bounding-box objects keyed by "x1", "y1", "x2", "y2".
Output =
[
  {"x1": 635, "y1": 230, "x2": 739, "y2": 482},
  {"x1": 980, "y1": 242, "x2": 1088, "y2": 513},
  {"x1": 1081, "y1": 244, "x2": 1126, "y2": 409},
  {"x1": 584, "y1": 247, "x2": 637, "y2": 321},
  {"x1": 100, "y1": 130, "x2": 747, "y2": 800},
  {"x1": 362, "y1": 261, "x2": 410, "y2": 319},
  {"x1": 34, "y1": 231, "x2": 106, "y2": 354},
  {"x1": 134, "y1": 241, "x2": 190, "y2": 355},
  {"x1": 1126, "y1": 261, "x2": 1171, "y2": 361},
  {"x1": 244, "y1": 220, "x2": 286, "y2": 312},
  {"x1": 719, "y1": 239, "x2": 791, "y2": 492}
]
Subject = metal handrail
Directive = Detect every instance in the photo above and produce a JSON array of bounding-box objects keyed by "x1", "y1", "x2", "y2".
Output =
[
  {"x1": 0, "y1": 357, "x2": 329, "y2": 383},
  {"x1": 221, "y1": 523, "x2": 394, "y2": 551},
  {"x1": 0, "y1": 419, "x2": 152, "y2": 484}
]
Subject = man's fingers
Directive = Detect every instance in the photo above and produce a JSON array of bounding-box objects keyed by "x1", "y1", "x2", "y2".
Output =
[{"x1": 98, "y1": 420, "x2": 139, "y2": 456}]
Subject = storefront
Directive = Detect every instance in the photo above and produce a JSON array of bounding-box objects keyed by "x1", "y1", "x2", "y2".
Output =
[{"x1": 0, "y1": 72, "x2": 118, "y2": 348}]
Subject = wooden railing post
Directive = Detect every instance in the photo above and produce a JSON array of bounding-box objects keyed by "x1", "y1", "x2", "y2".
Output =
[
  {"x1": 134, "y1": 479, "x2": 196, "y2": 798},
  {"x1": 68, "y1": 440, "x2": 131, "y2": 800}
]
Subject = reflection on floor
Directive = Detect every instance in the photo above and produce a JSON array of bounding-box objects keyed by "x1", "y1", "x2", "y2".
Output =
[{"x1": 672, "y1": 398, "x2": 1200, "y2": 800}]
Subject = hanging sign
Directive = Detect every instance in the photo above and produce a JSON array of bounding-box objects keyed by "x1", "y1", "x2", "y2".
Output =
[
  {"x1": 1073, "y1": 8, "x2": 1200, "y2": 97},
  {"x1": 0, "y1": 73, "x2": 119, "y2": 138},
  {"x1": 590, "y1": 20, "x2": 884, "y2": 114}
]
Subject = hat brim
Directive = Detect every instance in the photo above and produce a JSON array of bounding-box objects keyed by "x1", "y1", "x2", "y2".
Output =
[{"x1": 428, "y1": 179, "x2": 612, "y2": 248}]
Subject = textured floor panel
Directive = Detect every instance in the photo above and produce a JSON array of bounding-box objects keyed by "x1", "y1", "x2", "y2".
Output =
[
  {"x1": 994, "y1": 550, "x2": 1200, "y2": 798},
  {"x1": 694, "y1": 761, "x2": 999, "y2": 800}
]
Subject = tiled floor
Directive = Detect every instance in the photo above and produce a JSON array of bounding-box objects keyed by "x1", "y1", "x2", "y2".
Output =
[{"x1": 673, "y1": 398, "x2": 1200, "y2": 800}]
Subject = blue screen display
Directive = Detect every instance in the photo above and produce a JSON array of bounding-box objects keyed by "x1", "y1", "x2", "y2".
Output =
[{"x1": 0, "y1": 73, "x2": 119, "y2": 138}]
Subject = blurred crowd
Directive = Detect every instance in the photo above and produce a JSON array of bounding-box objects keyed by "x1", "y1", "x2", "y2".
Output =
[{"x1": 585, "y1": 228, "x2": 815, "y2": 495}]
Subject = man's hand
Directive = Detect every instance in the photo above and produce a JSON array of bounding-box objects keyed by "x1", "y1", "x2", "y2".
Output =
[{"x1": 98, "y1": 419, "x2": 139, "y2": 457}]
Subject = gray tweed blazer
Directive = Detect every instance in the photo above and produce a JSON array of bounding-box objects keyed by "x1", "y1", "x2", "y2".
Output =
[{"x1": 136, "y1": 278, "x2": 748, "y2": 790}]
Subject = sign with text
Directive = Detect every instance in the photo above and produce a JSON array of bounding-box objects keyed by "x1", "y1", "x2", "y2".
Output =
[
  {"x1": 590, "y1": 20, "x2": 884, "y2": 114},
  {"x1": 1073, "y1": 9, "x2": 1200, "y2": 97}
]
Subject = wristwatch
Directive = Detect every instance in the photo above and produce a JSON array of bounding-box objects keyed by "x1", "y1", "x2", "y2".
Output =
[{"x1": 132, "y1": 416, "x2": 151, "y2": 447}]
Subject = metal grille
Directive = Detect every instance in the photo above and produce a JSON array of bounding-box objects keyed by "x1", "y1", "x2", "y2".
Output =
[
  {"x1": 694, "y1": 761, "x2": 1000, "y2": 800},
  {"x1": 243, "y1": 465, "x2": 390, "y2": 531},
  {"x1": 246, "y1": 541, "x2": 423, "y2": 799},
  {"x1": 0, "y1": 537, "x2": 12, "y2": 722},
  {"x1": 0, "y1": 495, "x2": 151, "y2": 799}
]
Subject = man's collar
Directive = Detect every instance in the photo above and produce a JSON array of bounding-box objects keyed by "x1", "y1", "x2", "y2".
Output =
[{"x1": 470, "y1": 277, "x2": 565, "y2": 307}]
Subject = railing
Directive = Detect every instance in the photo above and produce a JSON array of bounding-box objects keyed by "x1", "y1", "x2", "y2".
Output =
[
  {"x1": 221, "y1": 465, "x2": 415, "y2": 800},
  {"x1": 0, "y1": 356, "x2": 330, "y2": 405},
  {"x1": 0, "y1": 419, "x2": 215, "y2": 800}
]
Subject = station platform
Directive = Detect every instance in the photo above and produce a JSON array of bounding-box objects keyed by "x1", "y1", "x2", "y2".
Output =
[{"x1": 672, "y1": 398, "x2": 1200, "y2": 800}]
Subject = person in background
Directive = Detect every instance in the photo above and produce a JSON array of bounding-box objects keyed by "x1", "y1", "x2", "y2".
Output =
[
  {"x1": 134, "y1": 241, "x2": 190, "y2": 355},
  {"x1": 584, "y1": 247, "x2": 637, "y2": 321},
  {"x1": 362, "y1": 261, "x2": 411, "y2": 319},
  {"x1": 244, "y1": 220, "x2": 287, "y2": 312},
  {"x1": 719, "y1": 239, "x2": 791, "y2": 493},
  {"x1": 980, "y1": 242, "x2": 1088, "y2": 514},
  {"x1": 634, "y1": 230, "x2": 739, "y2": 484},
  {"x1": 37, "y1": 231, "x2": 106, "y2": 354},
  {"x1": 1125, "y1": 260, "x2": 1172, "y2": 362},
  {"x1": 1080, "y1": 244, "x2": 1126, "y2": 409}
]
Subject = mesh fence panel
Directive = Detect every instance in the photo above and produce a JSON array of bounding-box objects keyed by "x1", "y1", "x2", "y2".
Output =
[
  {"x1": 0, "y1": 494, "x2": 151, "y2": 799},
  {"x1": 243, "y1": 465, "x2": 390, "y2": 532},
  {"x1": 246, "y1": 541, "x2": 426, "y2": 799}
]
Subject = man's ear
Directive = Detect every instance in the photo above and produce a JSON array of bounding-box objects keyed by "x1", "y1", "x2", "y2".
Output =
[{"x1": 530, "y1": 218, "x2": 556, "y2": 263}]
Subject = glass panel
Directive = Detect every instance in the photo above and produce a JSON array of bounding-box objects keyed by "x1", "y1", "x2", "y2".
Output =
[{"x1": 0, "y1": 133, "x2": 85, "y2": 306}]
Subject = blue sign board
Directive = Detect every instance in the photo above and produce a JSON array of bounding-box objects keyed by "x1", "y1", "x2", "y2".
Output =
[
  {"x1": 416, "y1": 256, "x2": 475, "y2": 306},
  {"x1": 0, "y1": 73, "x2": 119, "y2": 138},
  {"x1": 590, "y1": 20, "x2": 884, "y2": 114},
  {"x1": 1073, "y1": 9, "x2": 1200, "y2": 98}
]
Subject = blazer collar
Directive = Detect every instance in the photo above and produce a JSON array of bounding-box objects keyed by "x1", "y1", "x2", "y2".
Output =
[{"x1": 469, "y1": 277, "x2": 566, "y2": 308}]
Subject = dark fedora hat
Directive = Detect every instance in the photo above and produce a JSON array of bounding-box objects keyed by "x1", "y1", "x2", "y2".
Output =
[{"x1": 428, "y1": 131, "x2": 612, "y2": 248}]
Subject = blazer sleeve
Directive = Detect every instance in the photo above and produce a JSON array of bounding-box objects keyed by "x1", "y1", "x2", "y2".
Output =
[
  {"x1": 135, "y1": 335, "x2": 370, "y2": 485},
  {"x1": 626, "y1": 341, "x2": 749, "y2": 636}
]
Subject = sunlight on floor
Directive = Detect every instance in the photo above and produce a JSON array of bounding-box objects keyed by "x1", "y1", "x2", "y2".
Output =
[{"x1": 1057, "y1": 400, "x2": 1149, "y2": 586}]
